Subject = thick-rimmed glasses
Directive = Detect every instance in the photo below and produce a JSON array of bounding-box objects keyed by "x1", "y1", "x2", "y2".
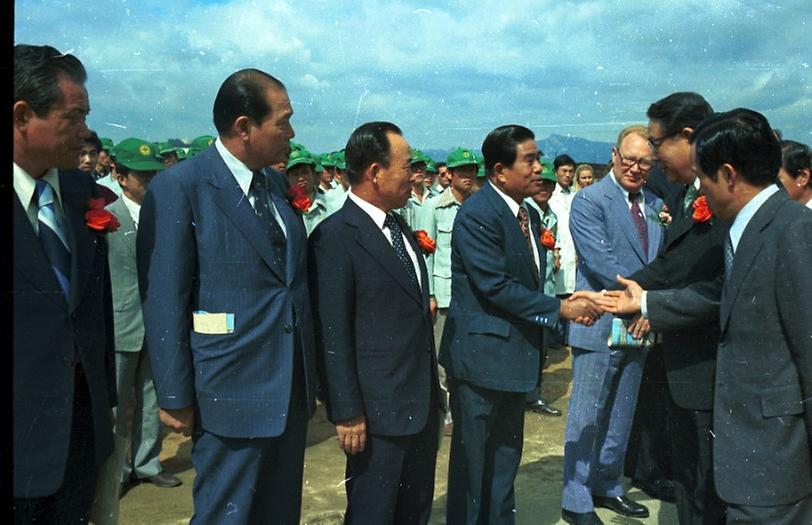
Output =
[
  {"x1": 615, "y1": 148, "x2": 654, "y2": 171},
  {"x1": 648, "y1": 133, "x2": 677, "y2": 152}
]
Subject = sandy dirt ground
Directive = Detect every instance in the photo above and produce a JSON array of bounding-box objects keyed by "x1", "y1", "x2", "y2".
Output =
[{"x1": 118, "y1": 347, "x2": 677, "y2": 524}]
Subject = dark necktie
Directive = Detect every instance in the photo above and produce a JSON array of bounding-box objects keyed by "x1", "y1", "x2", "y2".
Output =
[
  {"x1": 724, "y1": 234, "x2": 734, "y2": 280},
  {"x1": 517, "y1": 207, "x2": 540, "y2": 283},
  {"x1": 34, "y1": 179, "x2": 71, "y2": 298},
  {"x1": 683, "y1": 184, "x2": 699, "y2": 213},
  {"x1": 383, "y1": 214, "x2": 419, "y2": 291},
  {"x1": 629, "y1": 192, "x2": 649, "y2": 256},
  {"x1": 251, "y1": 171, "x2": 287, "y2": 272}
]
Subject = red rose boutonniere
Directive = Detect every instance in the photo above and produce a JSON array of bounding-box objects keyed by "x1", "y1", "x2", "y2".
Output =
[
  {"x1": 540, "y1": 228, "x2": 556, "y2": 250},
  {"x1": 692, "y1": 195, "x2": 713, "y2": 223},
  {"x1": 287, "y1": 184, "x2": 313, "y2": 214},
  {"x1": 414, "y1": 230, "x2": 436, "y2": 255},
  {"x1": 85, "y1": 198, "x2": 120, "y2": 233}
]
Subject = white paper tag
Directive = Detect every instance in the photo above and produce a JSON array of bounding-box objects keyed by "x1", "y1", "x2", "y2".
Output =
[{"x1": 192, "y1": 311, "x2": 235, "y2": 334}]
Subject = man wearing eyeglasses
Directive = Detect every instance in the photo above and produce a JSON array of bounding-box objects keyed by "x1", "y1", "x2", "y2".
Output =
[
  {"x1": 620, "y1": 92, "x2": 728, "y2": 525},
  {"x1": 561, "y1": 125, "x2": 665, "y2": 524}
]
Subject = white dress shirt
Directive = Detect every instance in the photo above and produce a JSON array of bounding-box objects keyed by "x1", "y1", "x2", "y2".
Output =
[
  {"x1": 489, "y1": 181, "x2": 541, "y2": 273},
  {"x1": 549, "y1": 183, "x2": 576, "y2": 294},
  {"x1": 13, "y1": 162, "x2": 65, "y2": 235}
]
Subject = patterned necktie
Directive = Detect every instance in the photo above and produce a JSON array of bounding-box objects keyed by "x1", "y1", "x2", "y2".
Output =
[
  {"x1": 723, "y1": 234, "x2": 734, "y2": 280},
  {"x1": 251, "y1": 171, "x2": 287, "y2": 272},
  {"x1": 683, "y1": 184, "x2": 699, "y2": 212},
  {"x1": 383, "y1": 213, "x2": 419, "y2": 291},
  {"x1": 517, "y1": 207, "x2": 540, "y2": 283},
  {"x1": 629, "y1": 192, "x2": 649, "y2": 256},
  {"x1": 34, "y1": 179, "x2": 71, "y2": 297}
]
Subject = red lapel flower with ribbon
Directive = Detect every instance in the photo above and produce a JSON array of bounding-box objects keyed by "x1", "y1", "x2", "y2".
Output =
[
  {"x1": 85, "y1": 198, "x2": 120, "y2": 232},
  {"x1": 287, "y1": 184, "x2": 313, "y2": 214},
  {"x1": 414, "y1": 230, "x2": 436, "y2": 255},
  {"x1": 540, "y1": 228, "x2": 556, "y2": 250},
  {"x1": 692, "y1": 195, "x2": 713, "y2": 223}
]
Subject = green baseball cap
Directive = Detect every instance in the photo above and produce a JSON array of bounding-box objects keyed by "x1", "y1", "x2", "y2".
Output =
[
  {"x1": 290, "y1": 140, "x2": 305, "y2": 152},
  {"x1": 447, "y1": 147, "x2": 479, "y2": 169},
  {"x1": 540, "y1": 158, "x2": 556, "y2": 182},
  {"x1": 426, "y1": 158, "x2": 438, "y2": 174},
  {"x1": 113, "y1": 138, "x2": 166, "y2": 172},
  {"x1": 158, "y1": 142, "x2": 177, "y2": 155},
  {"x1": 410, "y1": 149, "x2": 428, "y2": 166},
  {"x1": 100, "y1": 137, "x2": 115, "y2": 153},
  {"x1": 320, "y1": 152, "x2": 337, "y2": 168},
  {"x1": 477, "y1": 163, "x2": 486, "y2": 178},
  {"x1": 189, "y1": 135, "x2": 215, "y2": 156},
  {"x1": 286, "y1": 148, "x2": 316, "y2": 170},
  {"x1": 334, "y1": 150, "x2": 346, "y2": 170}
]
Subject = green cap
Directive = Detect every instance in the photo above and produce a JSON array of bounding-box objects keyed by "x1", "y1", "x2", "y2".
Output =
[
  {"x1": 320, "y1": 152, "x2": 337, "y2": 168},
  {"x1": 410, "y1": 149, "x2": 428, "y2": 166},
  {"x1": 158, "y1": 142, "x2": 178, "y2": 155},
  {"x1": 477, "y1": 163, "x2": 486, "y2": 178},
  {"x1": 100, "y1": 137, "x2": 115, "y2": 153},
  {"x1": 540, "y1": 158, "x2": 556, "y2": 182},
  {"x1": 334, "y1": 150, "x2": 346, "y2": 170},
  {"x1": 290, "y1": 140, "x2": 305, "y2": 152},
  {"x1": 113, "y1": 137, "x2": 166, "y2": 172},
  {"x1": 447, "y1": 147, "x2": 479, "y2": 169},
  {"x1": 189, "y1": 135, "x2": 215, "y2": 156},
  {"x1": 426, "y1": 158, "x2": 438, "y2": 173},
  {"x1": 286, "y1": 149, "x2": 316, "y2": 170}
]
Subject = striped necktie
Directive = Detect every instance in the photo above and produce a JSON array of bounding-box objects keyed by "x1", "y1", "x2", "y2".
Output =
[
  {"x1": 517, "y1": 207, "x2": 540, "y2": 284},
  {"x1": 34, "y1": 179, "x2": 71, "y2": 297},
  {"x1": 723, "y1": 234, "x2": 734, "y2": 280},
  {"x1": 629, "y1": 192, "x2": 649, "y2": 256},
  {"x1": 384, "y1": 213, "x2": 419, "y2": 291},
  {"x1": 251, "y1": 171, "x2": 287, "y2": 272}
]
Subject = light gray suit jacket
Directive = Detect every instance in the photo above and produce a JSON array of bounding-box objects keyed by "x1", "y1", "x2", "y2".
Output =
[{"x1": 106, "y1": 197, "x2": 145, "y2": 353}]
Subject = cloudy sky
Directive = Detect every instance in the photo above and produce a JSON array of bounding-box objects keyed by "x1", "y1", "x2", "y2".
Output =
[{"x1": 15, "y1": 0, "x2": 811, "y2": 153}]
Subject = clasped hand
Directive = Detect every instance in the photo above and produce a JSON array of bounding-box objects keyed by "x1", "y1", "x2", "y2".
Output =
[{"x1": 593, "y1": 275, "x2": 651, "y2": 339}]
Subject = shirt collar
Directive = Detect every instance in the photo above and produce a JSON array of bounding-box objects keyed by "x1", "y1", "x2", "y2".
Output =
[
  {"x1": 348, "y1": 190, "x2": 388, "y2": 231},
  {"x1": 435, "y1": 187, "x2": 461, "y2": 209},
  {"x1": 489, "y1": 180, "x2": 523, "y2": 217},
  {"x1": 608, "y1": 170, "x2": 644, "y2": 204},
  {"x1": 214, "y1": 137, "x2": 254, "y2": 196},
  {"x1": 729, "y1": 184, "x2": 779, "y2": 252},
  {"x1": 13, "y1": 162, "x2": 61, "y2": 208},
  {"x1": 122, "y1": 193, "x2": 141, "y2": 225}
]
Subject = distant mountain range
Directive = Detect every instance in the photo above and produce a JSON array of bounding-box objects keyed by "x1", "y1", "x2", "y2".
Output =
[{"x1": 425, "y1": 134, "x2": 613, "y2": 165}]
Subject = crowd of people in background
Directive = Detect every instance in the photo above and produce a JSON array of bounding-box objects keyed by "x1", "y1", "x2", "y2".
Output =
[{"x1": 13, "y1": 43, "x2": 811, "y2": 525}]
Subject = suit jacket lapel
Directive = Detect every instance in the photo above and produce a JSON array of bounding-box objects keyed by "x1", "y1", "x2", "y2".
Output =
[
  {"x1": 607, "y1": 183, "x2": 647, "y2": 263},
  {"x1": 399, "y1": 213, "x2": 431, "y2": 310},
  {"x1": 482, "y1": 184, "x2": 540, "y2": 288},
  {"x1": 206, "y1": 150, "x2": 287, "y2": 284},
  {"x1": 720, "y1": 191, "x2": 783, "y2": 330},
  {"x1": 345, "y1": 200, "x2": 423, "y2": 307},
  {"x1": 664, "y1": 197, "x2": 696, "y2": 249},
  {"x1": 13, "y1": 195, "x2": 67, "y2": 308},
  {"x1": 110, "y1": 197, "x2": 137, "y2": 259},
  {"x1": 643, "y1": 198, "x2": 664, "y2": 262},
  {"x1": 59, "y1": 171, "x2": 98, "y2": 312}
]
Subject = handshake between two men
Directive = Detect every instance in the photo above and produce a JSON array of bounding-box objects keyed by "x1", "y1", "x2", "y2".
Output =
[{"x1": 558, "y1": 275, "x2": 651, "y2": 339}]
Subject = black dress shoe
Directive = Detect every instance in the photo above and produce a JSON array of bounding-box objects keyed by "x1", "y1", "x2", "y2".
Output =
[
  {"x1": 526, "y1": 399, "x2": 562, "y2": 416},
  {"x1": 561, "y1": 509, "x2": 604, "y2": 524},
  {"x1": 140, "y1": 472, "x2": 183, "y2": 488},
  {"x1": 592, "y1": 495, "x2": 649, "y2": 518}
]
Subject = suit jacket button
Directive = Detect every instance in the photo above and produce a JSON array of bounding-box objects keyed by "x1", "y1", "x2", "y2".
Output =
[{"x1": 284, "y1": 324, "x2": 293, "y2": 333}]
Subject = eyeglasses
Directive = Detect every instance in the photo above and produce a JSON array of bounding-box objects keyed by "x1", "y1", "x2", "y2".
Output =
[
  {"x1": 615, "y1": 149, "x2": 654, "y2": 171},
  {"x1": 648, "y1": 132, "x2": 676, "y2": 151}
]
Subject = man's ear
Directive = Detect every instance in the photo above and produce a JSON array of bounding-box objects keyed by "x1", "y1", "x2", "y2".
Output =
[
  {"x1": 232, "y1": 115, "x2": 251, "y2": 141},
  {"x1": 13, "y1": 101, "x2": 32, "y2": 132},
  {"x1": 720, "y1": 163, "x2": 737, "y2": 190},
  {"x1": 680, "y1": 127, "x2": 694, "y2": 140},
  {"x1": 492, "y1": 162, "x2": 506, "y2": 184},
  {"x1": 367, "y1": 162, "x2": 381, "y2": 184},
  {"x1": 796, "y1": 168, "x2": 810, "y2": 188}
]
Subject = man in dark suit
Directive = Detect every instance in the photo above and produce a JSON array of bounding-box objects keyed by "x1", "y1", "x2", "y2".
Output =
[
  {"x1": 604, "y1": 108, "x2": 812, "y2": 523},
  {"x1": 440, "y1": 125, "x2": 601, "y2": 525},
  {"x1": 137, "y1": 69, "x2": 318, "y2": 524},
  {"x1": 13, "y1": 44, "x2": 116, "y2": 522},
  {"x1": 309, "y1": 122, "x2": 443, "y2": 524},
  {"x1": 624, "y1": 92, "x2": 727, "y2": 524}
]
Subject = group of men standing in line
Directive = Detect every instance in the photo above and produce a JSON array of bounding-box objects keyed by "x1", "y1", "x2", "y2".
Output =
[{"x1": 12, "y1": 42, "x2": 811, "y2": 525}]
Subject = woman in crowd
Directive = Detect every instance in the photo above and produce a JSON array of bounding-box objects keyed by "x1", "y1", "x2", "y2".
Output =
[{"x1": 777, "y1": 140, "x2": 811, "y2": 208}]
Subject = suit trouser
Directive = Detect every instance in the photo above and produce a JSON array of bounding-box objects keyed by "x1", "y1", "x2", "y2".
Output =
[
  {"x1": 114, "y1": 348, "x2": 162, "y2": 481},
  {"x1": 189, "y1": 348, "x2": 309, "y2": 525},
  {"x1": 725, "y1": 495, "x2": 812, "y2": 524},
  {"x1": 624, "y1": 346, "x2": 673, "y2": 489},
  {"x1": 526, "y1": 329, "x2": 552, "y2": 404},
  {"x1": 666, "y1": 397, "x2": 726, "y2": 525},
  {"x1": 446, "y1": 380, "x2": 525, "y2": 525},
  {"x1": 14, "y1": 375, "x2": 100, "y2": 524},
  {"x1": 434, "y1": 308, "x2": 452, "y2": 424},
  {"x1": 562, "y1": 346, "x2": 648, "y2": 513},
  {"x1": 344, "y1": 407, "x2": 441, "y2": 525}
]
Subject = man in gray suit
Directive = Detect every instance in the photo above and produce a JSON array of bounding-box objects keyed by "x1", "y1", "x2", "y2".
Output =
[
  {"x1": 562, "y1": 125, "x2": 665, "y2": 524},
  {"x1": 603, "y1": 109, "x2": 812, "y2": 524},
  {"x1": 106, "y1": 137, "x2": 182, "y2": 491}
]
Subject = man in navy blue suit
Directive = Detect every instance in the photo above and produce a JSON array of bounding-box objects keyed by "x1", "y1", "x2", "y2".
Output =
[
  {"x1": 13, "y1": 44, "x2": 117, "y2": 523},
  {"x1": 309, "y1": 122, "x2": 443, "y2": 524},
  {"x1": 137, "y1": 69, "x2": 318, "y2": 524},
  {"x1": 440, "y1": 125, "x2": 602, "y2": 525}
]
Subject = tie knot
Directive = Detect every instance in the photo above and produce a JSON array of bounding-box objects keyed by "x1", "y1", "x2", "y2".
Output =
[
  {"x1": 517, "y1": 206, "x2": 528, "y2": 221},
  {"x1": 629, "y1": 191, "x2": 641, "y2": 202},
  {"x1": 384, "y1": 213, "x2": 400, "y2": 231}
]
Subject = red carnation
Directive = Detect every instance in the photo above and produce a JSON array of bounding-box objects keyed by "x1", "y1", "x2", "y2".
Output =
[
  {"x1": 414, "y1": 230, "x2": 436, "y2": 255},
  {"x1": 287, "y1": 184, "x2": 312, "y2": 213},
  {"x1": 692, "y1": 195, "x2": 713, "y2": 223},
  {"x1": 540, "y1": 228, "x2": 556, "y2": 250},
  {"x1": 85, "y1": 198, "x2": 120, "y2": 232}
]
